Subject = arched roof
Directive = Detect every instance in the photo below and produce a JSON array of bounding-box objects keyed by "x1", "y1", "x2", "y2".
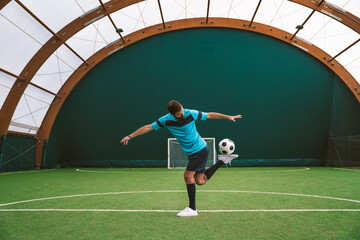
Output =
[{"x1": 0, "y1": 0, "x2": 360, "y2": 136}]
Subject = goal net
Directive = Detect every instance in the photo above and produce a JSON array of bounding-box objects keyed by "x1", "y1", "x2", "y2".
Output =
[
  {"x1": 324, "y1": 135, "x2": 360, "y2": 168},
  {"x1": 168, "y1": 138, "x2": 216, "y2": 169}
]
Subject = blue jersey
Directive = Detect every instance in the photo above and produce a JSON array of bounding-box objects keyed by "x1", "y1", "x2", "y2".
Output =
[{"x1": 151, "y1": 109, "x2": 208, "y2": 155}]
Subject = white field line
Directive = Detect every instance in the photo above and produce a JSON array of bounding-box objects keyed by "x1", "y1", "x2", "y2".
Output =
[
  {"x1": 333, "y1": 168, "x2": 360, "y2": 171},
  {"x1": 0, "y1": 209, "x2": 359, "y2": 213},
  {"x1": 0, "y1": 169, "x2": 56, "y2": 176},
  {"x1": 0, "y1": 190, "x2": 359, "y2": 208},
  {"x1": 220, "y1": 167, "x2": 310, "y2": 173},
  {"x1": 75, "y1": 167, "x2": 310, "y2": 174}
]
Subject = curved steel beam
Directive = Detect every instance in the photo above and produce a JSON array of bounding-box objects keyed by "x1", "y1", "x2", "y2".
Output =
[
  {"x1": 0, "y1": 0, "x2": 11, "y2": 10},
  {"x1": 289, "y1": 0, "x2": 360, "y2": 34},
  {"x1": 35, "y1": 17, "x2": 360, "y2": 166}
]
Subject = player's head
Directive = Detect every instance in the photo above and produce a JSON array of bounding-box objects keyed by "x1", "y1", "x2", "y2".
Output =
[{"x1": 168, "y1": 100, "x2": 184, "y2": 119}]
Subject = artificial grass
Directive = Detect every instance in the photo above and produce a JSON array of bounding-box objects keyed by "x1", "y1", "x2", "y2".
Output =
[{"x1": 0, "y1": 167, "x2": 359, "y2": 239}]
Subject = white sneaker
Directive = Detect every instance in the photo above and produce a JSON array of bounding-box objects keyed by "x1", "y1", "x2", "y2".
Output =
[
  {"x1": 218, "y1": 154, "x2": 239, "y2": 165},
  {"x1": 176, "y1": 207, "x2": 198, "y2": 217}
]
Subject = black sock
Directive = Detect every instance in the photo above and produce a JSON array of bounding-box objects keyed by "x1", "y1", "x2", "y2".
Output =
[
  {"x1": 186, "y1": 183, "x2": 196, "y2": 210},
  {"x1": 205, "y1": 160, "x2": 224, "y2": 180}
]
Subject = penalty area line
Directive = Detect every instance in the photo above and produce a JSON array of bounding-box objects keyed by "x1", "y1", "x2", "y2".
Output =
[
  {"x1": 1, "y1": 190, "x2": 359, "y2": 207},
  {"x1": 0, "y1": 209, "x2": 359, "y2": 212}
]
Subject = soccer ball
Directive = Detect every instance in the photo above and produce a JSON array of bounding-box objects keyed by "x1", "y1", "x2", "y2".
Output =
[{"x1": 219, "y1": 138, "x2": 235, "y2": 155}]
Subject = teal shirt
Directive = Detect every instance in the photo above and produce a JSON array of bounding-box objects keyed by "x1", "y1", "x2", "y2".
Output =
[{"x1": 151, "y1": 109, "x2": 208, "y2": 155}]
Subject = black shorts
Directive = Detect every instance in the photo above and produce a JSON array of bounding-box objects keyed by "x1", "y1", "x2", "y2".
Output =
[{"x1": 186, "y1": 146, "x2": 209, "y2": 173}]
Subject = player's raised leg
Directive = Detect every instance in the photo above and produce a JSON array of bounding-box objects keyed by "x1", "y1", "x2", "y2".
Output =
[
  {"x1": 204, "y1": 160, "x2": 225, "y2": 180},
  {"x1": 200, "y1": 153, "x2": 239, "y2": 183},
  {"x1": 194, "y1": 172, "x2": 208, "y2": 185}
]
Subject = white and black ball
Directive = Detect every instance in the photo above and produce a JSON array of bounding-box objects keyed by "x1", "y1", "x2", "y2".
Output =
[{"x1": 218, "y1": 138, "x2": 235, "y2": 155}]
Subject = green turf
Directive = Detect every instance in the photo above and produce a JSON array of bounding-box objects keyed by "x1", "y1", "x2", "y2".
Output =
[{"x1": 0, "y1": 167, "x2": 359, "y2": 240}]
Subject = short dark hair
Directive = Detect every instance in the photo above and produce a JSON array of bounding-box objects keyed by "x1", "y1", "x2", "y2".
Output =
[{"x1": 168, "y1": 100, "x2": 182, "y2": 114}]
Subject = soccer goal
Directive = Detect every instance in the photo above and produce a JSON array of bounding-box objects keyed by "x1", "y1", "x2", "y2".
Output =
[{"x1": 168, "y1": 138, "x2": 216, "y2": 169}]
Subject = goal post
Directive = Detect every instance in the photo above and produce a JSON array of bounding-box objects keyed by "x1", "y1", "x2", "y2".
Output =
[{"x1": 168, "y1": 138, "x2": 216, "y2": 169}]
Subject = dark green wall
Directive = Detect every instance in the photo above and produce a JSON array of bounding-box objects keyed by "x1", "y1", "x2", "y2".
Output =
[
  {"x1": 0, "y1": 135, "x2": 36, "y2": 172},
  {"x1": 44, "y1": 28, "x2": 360, "y2": 168}
]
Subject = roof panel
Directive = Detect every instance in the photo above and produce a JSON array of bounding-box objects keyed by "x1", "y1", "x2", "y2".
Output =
[
  {"x1": 209, "y1": 0, "x2": 231, "y2": 18},
  {"x1": 1, "y1": 1, "x2": 52, "y2": 44},
  {"x1": 186, "y1": 0, "x2": 208, "y2": 18},
  {"x1": 255, "y1": 0, "x2": 283, "y2": 25},
  {"x1": 140, "y1": 0, "x2": 162, "y2": 28},
  {"x1": 267, "y1": 0, "x2": 313, "y2": 34},
  {"x1": 55, "y1": 44, "x2": 84, "y2": 71},
  {"x1": 96, "y1": 17, "x2": 119, "y2": 43},
  {"x1": 21, "y1": 0, "x2": 85, "y2": 33},
  {"x1": 161, "y1": 0, "x2": 186, "y2": 21},
  {"x1": 327, "y1": 0, "x2": 360, "y2": 17},
  {"x1": 30, "y1": 43, "x2": 83, "y2": 95},
  {"x1": 0, "y1": 71, "x2": 16, "y2": 89},
  {"x1": 73, "y1": 0, "x2": 100, "y2": 13},
  {"x1": 31, "y1": 104, "x2": 50, "y2": 129},
  {"x1": 11, "y1": 85, "x2": 54, "y2": 129},
  {"x1": 228, "y1": 0, "x2": 260, "y2": 20},
  {"x1": 297, "y1": 11, "x2": 359, "y2": 56},
  {"x1": 12, "y1": 95, "x2": 38, "y2": 128},
  {"x1": 0, "y1": 86, "x2": 11, "y2": 110},
  {"x1": 23, "y1": 84, "x2": 54, "y2": 105},
  {"x1": 109, "y1": 4, "x2": 145, "y2": 37},
  {"x1": 0, "y1": 72, "x2": 15, "y2": 109},
  {"x1": 66, "y1": 20, "x2": 113, "y2": 61},
  {"x1": 31, "y1": 53, "x2": 74, "y2": 94},
  {"x1": 337, "y1": 41, "x2": 360, "y2": 84},
  {"x1": 0, "y1": 3, "x2": 43, "y2": 74}
]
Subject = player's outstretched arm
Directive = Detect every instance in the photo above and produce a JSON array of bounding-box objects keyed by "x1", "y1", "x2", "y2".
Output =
[
  {"x1": 120, "y1": 124, "x2": 154, "y2": 145},
  {"x1": 207, "y1": 112, "x2": 242, "y2": 122}
]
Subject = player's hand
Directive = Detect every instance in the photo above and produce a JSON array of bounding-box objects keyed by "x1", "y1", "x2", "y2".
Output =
[
  {"x1": 120, "y1": 136, "x2": 131, "y2": 145},
  {"x1": 229, "y1": 115, "x2": 242, "y2": 122}
]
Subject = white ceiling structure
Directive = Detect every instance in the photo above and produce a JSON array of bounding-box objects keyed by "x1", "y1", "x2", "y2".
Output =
[{"x1": 0, "y1": 0, "x2": 359, "y2": 134}]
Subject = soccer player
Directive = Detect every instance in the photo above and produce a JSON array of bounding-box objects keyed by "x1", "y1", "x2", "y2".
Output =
[{"x1": 120, "y1": 100, "x2": 242, "y2": 217}]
